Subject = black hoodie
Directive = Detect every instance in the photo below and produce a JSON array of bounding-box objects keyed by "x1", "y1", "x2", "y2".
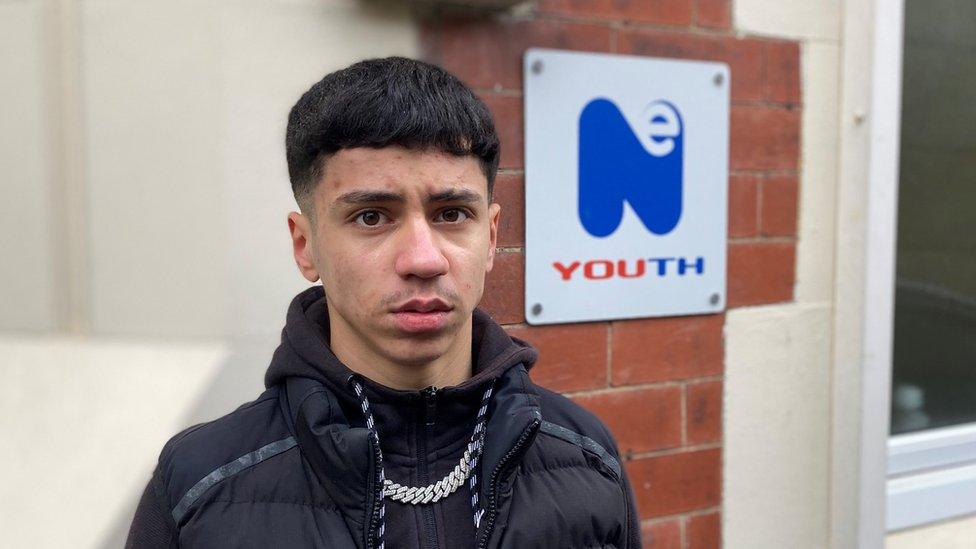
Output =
[
  {"x1": 126, "y1": 287, "x2": 640, "y2": 548},
  {"x1": 265, "y1": 286, "x2": 539, "y2": 548}
]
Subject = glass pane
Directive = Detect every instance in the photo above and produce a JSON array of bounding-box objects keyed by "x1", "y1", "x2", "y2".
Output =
[{"x1": 890, "y1": 0, "x2": 976, "y2": 435}]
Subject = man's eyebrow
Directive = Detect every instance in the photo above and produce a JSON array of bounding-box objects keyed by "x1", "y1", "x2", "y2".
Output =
[
  {"x1": 333, "y1": 190, "x2": 405, "y2": 207},
  {"x1": 427, "y1": 188, "x2": 483, "y2": 204}
]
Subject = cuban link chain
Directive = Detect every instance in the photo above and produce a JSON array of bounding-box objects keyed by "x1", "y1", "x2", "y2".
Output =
[
  {"x1": 382, "y1": 447, "x2": 472, "y2": 504},
  {"x1": 351, "y1": 377, "x2": 496, "y2": 549}
]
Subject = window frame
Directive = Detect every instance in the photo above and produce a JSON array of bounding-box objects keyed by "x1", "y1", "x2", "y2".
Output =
[
  {"x1": 887, "y1": 423, "x2": 976, "y2": 530},
  {"x1": 869, "y1": 0, "x2": 976, "y2": 534},
  {"x1": 857, "y1": 0, "x2": 905, "y2": 543}
]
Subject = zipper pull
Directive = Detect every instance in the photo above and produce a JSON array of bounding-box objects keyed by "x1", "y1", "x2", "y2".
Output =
[{"x1": 422, "y1": 385, "x2": 438, "y2": 427}]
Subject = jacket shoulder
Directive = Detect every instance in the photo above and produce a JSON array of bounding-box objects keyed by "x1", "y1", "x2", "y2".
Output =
[
  {"x1": 153, "y1": 386, "x2": 295, "y2": 517},
  {"x1": 532, "y1": 383, "x2": 622, "y2": 462},
  {"x1": 503, "y1": 377, "x2": 638, "y2": 548}
]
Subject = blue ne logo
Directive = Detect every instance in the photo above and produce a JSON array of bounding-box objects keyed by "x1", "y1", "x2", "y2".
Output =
[{"x1": 578, "y1": 98, "x2": 684, "y2": 237}]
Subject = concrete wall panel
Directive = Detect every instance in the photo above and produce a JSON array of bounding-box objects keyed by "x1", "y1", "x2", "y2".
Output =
[
  {"x1": 81, "y1": 0, "x2": 418, "y2": 338},
  {"x1": 795, "y1": 42, "x2": 840, "y2": 304},
  {"x1": 0, "y1": 0, "x2": 59, "y2": 331},
  {"x1": 887, "y1": 514, "x2": 976, "y2": 548},
  {"x1": 0, "y1": 337, "x2": 227, "y2": 548},
  {"x1": 82, "y1": 0, "x2": 226, "y2": 337},
  {"x1": 724, "y1": 303, "x2": 832, "y2": 548},
  {"x1": 735, "y1": 0, "x2": 841, "y2": 42}
]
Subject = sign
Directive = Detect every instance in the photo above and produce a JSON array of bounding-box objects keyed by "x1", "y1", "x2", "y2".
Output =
[{"x1": 524, "y1": 48, "x2": 729, "y2": 325}]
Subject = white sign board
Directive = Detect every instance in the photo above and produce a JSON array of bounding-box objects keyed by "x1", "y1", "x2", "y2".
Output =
[{"x1": 524, "y1": 49, "x2": 729, "y2": 325}]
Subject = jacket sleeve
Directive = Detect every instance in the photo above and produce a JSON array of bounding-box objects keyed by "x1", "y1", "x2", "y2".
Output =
[
  {"x1": 596, "y1": 419, "x2": 642, "y2": 548},
  {"x1": 125, "y1": 471, "x2": 179, "y2": 549},
  {"x1": 618, "y1": 462, "x2": 643, "y2": 548}
]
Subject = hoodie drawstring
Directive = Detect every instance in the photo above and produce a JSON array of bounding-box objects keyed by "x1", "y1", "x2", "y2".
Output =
[{"x1": 350, "y1": 376, "x2": 495, "y2": 549}]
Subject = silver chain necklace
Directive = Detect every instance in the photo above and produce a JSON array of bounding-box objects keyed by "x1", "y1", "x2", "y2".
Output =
[
  {"x1": 383, "y1": 447, "x2": 472, "y2": 504},
  {"x1": 351, "y1": 378, "x2": 495, "y2": 549}
]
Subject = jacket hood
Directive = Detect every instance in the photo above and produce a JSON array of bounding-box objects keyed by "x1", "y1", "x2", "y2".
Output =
[{"x1": 264, "y1": 285, "x2": 538, "y2": 398}]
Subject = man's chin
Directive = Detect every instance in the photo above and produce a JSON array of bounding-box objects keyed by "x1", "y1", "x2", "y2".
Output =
[
  {"x1": 384, "y1": 347, "x2": 449, "y2": 368},
  {"x1": 380, "y1": 331, "x2": 458, "y2": 366}
]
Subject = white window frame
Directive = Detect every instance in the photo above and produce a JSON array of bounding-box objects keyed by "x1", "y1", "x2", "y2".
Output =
[
  {"x1": 856, "y1": 0, "x2": 903, "y2": 545},
  {"x1": 887, "y1": 423, "x2": 976, "y2": 530},
  {"x1": 863, "y1": 0, "x2": 976, "y2": 534},
  {"x1": 889, "y1": 423, "x2": 976, "y2": 476}
]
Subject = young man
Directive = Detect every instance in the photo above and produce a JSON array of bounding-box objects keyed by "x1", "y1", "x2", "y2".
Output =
[{"x1": 126, "y1": 57, "x2": 641, "y2": 548}]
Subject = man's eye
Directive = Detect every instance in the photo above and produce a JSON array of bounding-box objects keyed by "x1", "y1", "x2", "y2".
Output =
[
  {"x1": 437, "y1": 208, "x2": 469, "y2": 223},
  {"x1": 354, "y1": 210, "x2": 388, "y2": 227}
]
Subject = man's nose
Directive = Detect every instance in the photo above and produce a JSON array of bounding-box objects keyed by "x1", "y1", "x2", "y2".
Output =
[{"x1": 394, "y1": 215, "x2": 449, "y2": 279}]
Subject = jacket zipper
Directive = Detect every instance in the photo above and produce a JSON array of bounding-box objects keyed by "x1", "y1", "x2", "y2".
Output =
[
  {"x1": 475, "y1": 418, "x2": 541, "y2": 549},
  {"x1": 422, "y1": 385, "x2": 438, "y2": 427},
  {"x1": 420, "y1": 386, "x2": 439, "y2": 549}
]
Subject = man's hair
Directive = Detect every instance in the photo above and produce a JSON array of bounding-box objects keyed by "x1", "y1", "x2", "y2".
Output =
[{"x1": 286, "y1": 57, "x2": 500, "y2": 215}]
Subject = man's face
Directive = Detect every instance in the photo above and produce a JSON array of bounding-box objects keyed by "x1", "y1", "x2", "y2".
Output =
[{"x1": 288, "y1": 146, "x2": 500, "y2": 370}]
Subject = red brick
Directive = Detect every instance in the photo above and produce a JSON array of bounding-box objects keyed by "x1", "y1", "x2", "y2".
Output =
[
  {"x1": 686, "y1": 380, "x2": 722, "y2": 445},
  {"x1": 696, "y1": 0, "x2": 731, "y2": 29},
  {"x1": 493, "y1": 172, "x2": 524, "y2": 247},
  {"x1": 765, "y1": 40, "x2": 801, "y2": 105},
  {"x1": 611, "y1": 315, "x2": 724, "y2": 385},
  {"x1": 574, "y1": 386, "x2": 682, "y2": 454},
  {"x1": 481, "y1": 94, "x2": 523, "y2": 170},
  {"x1": 728, "y1": 174, "x2": 759, "y2": 238},
  {"x1": 642, "y1": 518, "x2": 682, "y2": 548},
  {"x1": 627, "y1": 448, "x2": 722, "y2": 517},
  {"x1": 538, "y1": 0, "x2": 693, "y2": 26},
  {"x1": 688, "y1": 512, "x2": 721, "y2": 549},
  {"x1": 617, "y1": 29, "x2": 764, "y2": 102},
  {"x1": 508, "y1": 323, "x2": 607, "y2": 392},
  {"x1": 479, "y1": 251, "x2": 524, "y2": 324},
  {"x1": 760, "y1": 174, "x2": 799, "y2": 237},
  {"x1": 727, "y1": 242, "x2": 795, "y2": 307},
  {"x1": 423, "y1": 18, "x2": 612, "y2": 91},
  {"x1": 730, "y1": 105, "x2": 800, "y2": 171}
]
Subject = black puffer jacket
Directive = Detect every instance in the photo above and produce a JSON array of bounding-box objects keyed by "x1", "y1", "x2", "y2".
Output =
[{"x1": 126, "y1": 287, "x2": 641, "y2": 548}]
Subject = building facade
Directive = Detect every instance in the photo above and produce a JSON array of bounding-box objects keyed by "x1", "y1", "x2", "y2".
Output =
[{"x1": 1, "y1": 0, "x2": 972, "y2": 547}]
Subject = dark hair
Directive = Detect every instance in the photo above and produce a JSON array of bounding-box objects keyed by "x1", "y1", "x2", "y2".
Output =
[{"x1": 285, "y1": 57, "x2": 500, "y2": 213}]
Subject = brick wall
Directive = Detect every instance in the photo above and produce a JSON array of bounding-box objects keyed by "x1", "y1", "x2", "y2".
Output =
[{"x1": 422, "y1": 2, "x2": 801, "y2": 546}]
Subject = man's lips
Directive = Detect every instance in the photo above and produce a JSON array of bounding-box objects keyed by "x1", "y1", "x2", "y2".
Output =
[
  {"x1": 392, "y1": 298, "x2": 453, "y2": 314},
  {"x1": 390, "y1": 298, "x2": 453, "y2": 333}
]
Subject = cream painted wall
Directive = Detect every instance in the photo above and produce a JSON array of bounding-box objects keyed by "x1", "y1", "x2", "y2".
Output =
[
  {"x1": 81, "y1": 0, "x2": 419, "y2": 338},
  {"x1": 795, "y1": 41, "x2": 841, "y2": 306},
  {"x1": 0, "y1": 0, "x2": 418, "y2": 337},
  {"x1": 734, "y1": 0, "x2": 841, "y2": 41},
  {"x1": 724, "y1": 303, "x2": 833, "y2": 548},
  {"x1": 724, "y1": 1, "x2": 843, "y2": 548},
  {"x1": 886, "y1": 514, "x2": 976, "y2": 549},
  {"x1": 82, "y1": 0, "x2": 227, "y2": 337},
  {"x1": 0, "y1": 337, "x2": 228, "y2": 548},
  {"x1": 0, "y1": 0, "x2": 59, "y2": 332},
  {"x1": 0, "y1": 1, "x2": 418, "y2": 547}
]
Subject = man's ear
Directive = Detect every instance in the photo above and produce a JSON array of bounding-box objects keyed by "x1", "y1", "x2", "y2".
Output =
[
  {"x1": 485, "y1": 202, "x2": 501, "y2": 272},
  {"x1": 287, "y1": 212, "x2": 321, "y2": 283}
]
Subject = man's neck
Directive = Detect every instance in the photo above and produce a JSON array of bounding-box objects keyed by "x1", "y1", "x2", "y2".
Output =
[{"x1": 328, "y1": 316, "x2": 474, "y2": 391}]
